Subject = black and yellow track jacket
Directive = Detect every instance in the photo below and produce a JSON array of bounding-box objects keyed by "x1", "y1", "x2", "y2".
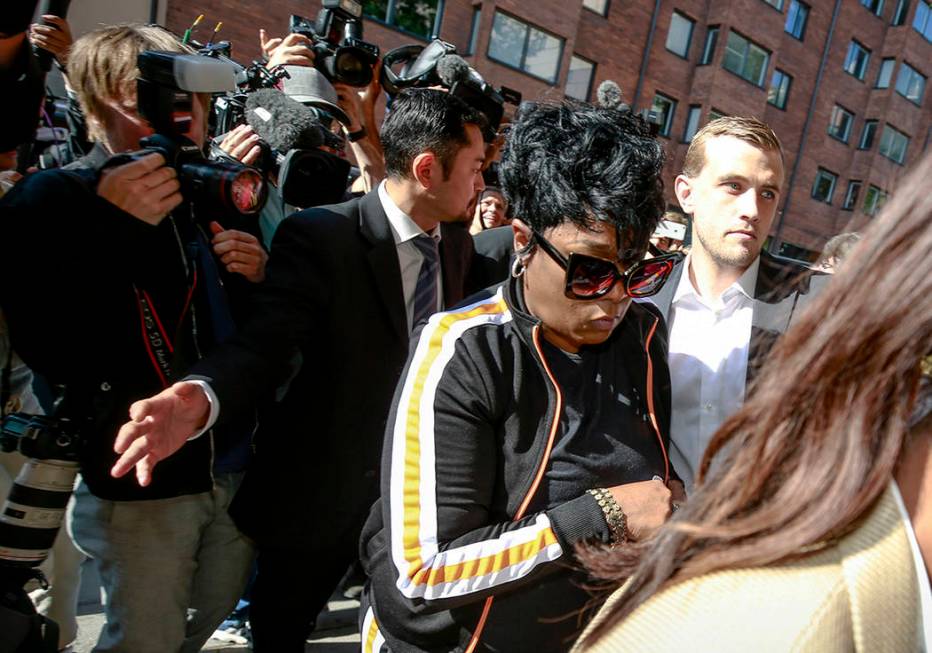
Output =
[{"x1": 360, "y1": 275, "x2": 676, "y2": 652}]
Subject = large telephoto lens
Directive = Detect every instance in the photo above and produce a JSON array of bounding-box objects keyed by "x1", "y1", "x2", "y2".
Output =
[
  {"x1": 180, "y1": 161, "x2": 267, "y2": 217},
  {"x1": 0, "y1": 459, "x2": 79, "y2": 568},
  {"x1": 331, "y1": 47, "x2": 373, "y2": 86}
]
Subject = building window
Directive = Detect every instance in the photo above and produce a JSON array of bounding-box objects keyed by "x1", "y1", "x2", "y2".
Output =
[
  {"x1": 828, "y1": 105, "x2": 855, "y2": 142},
  {"x1": 487, "y1": 11, "x2": 564, "y2": 83},
  {"x1": 859, "y1": 120, "x2": 878, "y2": 149},
  {"x1": 650, "y1": 93, "x2": 677, "y2": 137},
  {"x1": 722, "y1": 31, "x2": 770, "y2": 86},
  {"x1": 763, "y1": 0, "x2": 785, "y2": 9},
  {"x1": 878, "y1": 124, "x2": 909, "y2": 163},
  {"x1": 363, "y1": 0, "x2": 442, "y2": 40},
  {"x1": 768, "y1": 69, "x2": 792, "y2": 108},
  {"x1": 812, "y1": 168, "x2": 838, "y2": 203},
  {"x1": 863, "y1": 184, "x2": 888, "y2": 214},
  {"x1": 842, "y1": 180, "x2": 862, "y2": 210},
  {"x1": 895, "y1": 62, "x2": 927, "y2": 103},
  {"x1": 666, "y1": 11, "x2": 695, "y2": 58},
  {"x1": 785, "y1": 0, "x2": 809, "y2": 39},
  {"x1": 861, "y1": 0, "x2": 885, "y2": 15},
  {"x1": 843, "y1": 40, "x2": 871, "y2": 80},
  {"x1": 683, "y1": 105, "x2": 701, "y2": 142},
  {"x1": 709, "y1": 108, "x2": 726, "y2": 121},
  {"x1": 465, "y1": 5, "x2": 481, "y2": 55},
  {"x1": 565, "y1": 55, "x2": 595, "y2": 100},
  {"x1": 582, "y1": 0, "x2": 610, "y2": 16},
  {"x1": 892, "y1": 0, "x2": 911, "y2": 24},
  {"x1": 700, "y1": 26, "x2": 719, "y2": 64},
  {"x1": 914, "y1": 1, "x2": 932, "y2": 40},
  {"x1": 876, "y1": 58, "x2": 896, "y2": 87}
]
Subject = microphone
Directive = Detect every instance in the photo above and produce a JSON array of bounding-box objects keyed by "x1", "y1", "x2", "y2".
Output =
[
  {"x1": 244, "y1": 88, "x2": 326, "y2": 152},
  {"x1": 596, "y1": 80, "x2": 625, "y2": 110},
  {"x1": 436, "y1": 54, "x2": 483, "y2": 87}
]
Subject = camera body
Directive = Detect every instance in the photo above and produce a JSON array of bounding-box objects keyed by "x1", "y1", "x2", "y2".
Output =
[
  {"x1": 131, "y1": 51, "x2": 268, "y2": 219},
  {"x1": 290, "y1": 0, "x2": 379, "y2": 87}
]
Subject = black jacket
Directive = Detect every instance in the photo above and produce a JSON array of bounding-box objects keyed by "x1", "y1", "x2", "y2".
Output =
[
  {"x1": 0, "y1": 165, "x2": 223, "y2": 500},
  {"x1": 360, "y1": 277, "x2": 675, "y2": 652},
  {"x1": 194, "y1": 189, "x2": 475, "y2": 551}
]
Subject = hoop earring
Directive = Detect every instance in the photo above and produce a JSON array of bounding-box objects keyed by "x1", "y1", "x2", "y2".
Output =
[{"x1": 511, "y1": 256, "x2": 526, "y2": 278}]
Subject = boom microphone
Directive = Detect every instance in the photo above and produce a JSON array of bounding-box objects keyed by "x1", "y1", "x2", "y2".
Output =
[
  {"x1": 245, "y1": 88, "x2": 326, "y2": 152},
  {"x1": 596, "y1": 80, "x2": 624, "y2": 110},
  {"x1": 436, "y1": 54, "x2": 480, "y2": 87}
]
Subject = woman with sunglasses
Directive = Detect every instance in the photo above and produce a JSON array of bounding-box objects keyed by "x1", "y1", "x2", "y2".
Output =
[
  {"x1": 360, "y1": 101, "x2": 684, "y2": 652},
  {"x1": 575, "y1": 153, "x2": 932, "y2": 652}
]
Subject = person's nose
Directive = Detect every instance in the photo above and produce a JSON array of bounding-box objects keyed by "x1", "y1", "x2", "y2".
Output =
[
  {"x1": 474, "y1": 170, "x2": 485, "y2": 194},
  {"x1": 739, "y1": 188, "x2": 759, "y2": 222}
]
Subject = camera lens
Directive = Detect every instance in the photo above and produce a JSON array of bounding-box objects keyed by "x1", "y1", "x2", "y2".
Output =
[
  {"x1": 228, "y1": 168, "x2": 266, "y2": 215},
  {"x1": 332, "y1": 48, "x2": 372, "y2": 86}
]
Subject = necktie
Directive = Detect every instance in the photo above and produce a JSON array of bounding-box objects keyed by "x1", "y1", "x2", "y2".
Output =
[{"x1": 412, "y1": 234, "x2": 440, "y2": 330}]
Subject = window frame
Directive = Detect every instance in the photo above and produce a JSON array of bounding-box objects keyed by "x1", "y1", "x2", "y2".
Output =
[
  {"x1": 565, "y1": 54, "x2": 596, "y2": 101},
  {"x1": 811, "y1": 168, "x2": 839, "y2": 204},
  {"x1": 768, "y1": 68, "x2": 793, "y2": 109},
  {"x1": 895, "y1": 61, "x2": 927, "y2": 104},
  {"x1": 682, "y1": 104, "x2": 702, "y2": 142},
  {"x1": 842, "y1": 180, "x2": 862, "y2": 210},
  {"x1": 863, "y1": 184, "x2": 888, "y2": 215},
  {"x1": 665, "y1": 10, "x2": 696, "y2": 59},
  {"x1": 892, "y1": 0, "x2": 911, "y2": 24},
  {"x1": 858, "y1": 119, "x2": 879, "y2": 149},
  {"x1": 878, "y1": 124, "x2": 910, "y2": 164},
  {"x1": 916, "y1": 1, "x2": 932, "y2": 41},
  {"x1": 875, "y1": 57, "x2": 896, "y2": 88},
  {"x1": 860, "y1": 0, "x2": 886, "y2": 16},
  {"x1": 843, "y1": 40, "x2": 872, "y2": 81},
  {"x1": 828, "y1": 104, "x2": 855, "y2": 143},
  {"x1": 722, "y1": 30, "x2": 771, "y2": 87},
  {"x1": 582, "y1": 0, "x2": 610, "y2": 17},
  {"x1": 486, "y1": 10, "x2": 566, "y2": 84},
  {"x1": 465, "y1": 5, "x2": 482, "y2": 55},
  {"x1": 362, "y1": 0, "x2": 444, "y2": 41},
  {"x1": 700, "y1": 26, "x2": 720, "y2": 65},
  {"x1": 762, "y1": 0, "x2": 785, "y2": 10},
  {"x1": 785, "y1": 0, "x2": 810, "y2": 39},
  {"x1": 650, "y1": 92, "x2": 678, "y2": 138}
]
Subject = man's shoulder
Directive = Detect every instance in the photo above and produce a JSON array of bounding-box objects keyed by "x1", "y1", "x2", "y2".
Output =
[
  {"x1": 0, "y1": 167, "x2": 92, "y2": 212},
  {"x1": 756, "y1": 250, "x2": 825, "y2": 302}
]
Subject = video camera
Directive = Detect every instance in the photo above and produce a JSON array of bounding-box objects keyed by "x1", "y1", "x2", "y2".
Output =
[
  {"x1": 290, "y1": 0, "x2": 379, "y2": 87},
  {"x1": 380, "y1": 40, "x2": 521, "y2": 142},
  {"x1": 103, "y1": 51, "x2": 267, "y2": 220}
]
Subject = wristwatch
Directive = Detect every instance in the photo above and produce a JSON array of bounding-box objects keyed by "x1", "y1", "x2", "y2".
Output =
[{"x1": 346, "y1": 126, "x2": 367, "y2": 142}]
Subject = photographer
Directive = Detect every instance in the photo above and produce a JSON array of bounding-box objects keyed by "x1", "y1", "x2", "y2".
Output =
[{"x1": 0, "y1": 24, "x2": 259, "y2": 653}]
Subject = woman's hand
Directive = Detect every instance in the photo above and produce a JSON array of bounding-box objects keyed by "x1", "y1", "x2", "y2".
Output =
[{"x1": 608, "y1": 478, "x2": 673, "y2": 541}]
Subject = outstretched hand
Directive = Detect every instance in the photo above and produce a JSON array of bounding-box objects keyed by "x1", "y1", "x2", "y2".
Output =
[{"x1": 111, "y1": 381, "x2": 211, "y2": 486}]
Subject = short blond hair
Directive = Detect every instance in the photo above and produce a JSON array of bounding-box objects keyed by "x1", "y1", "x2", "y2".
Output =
[
  {"x1": 682, "y1": 116, "x2": 783, "y2": 177},
  {"x1": 67, "y1": 24, "x2": 190, "y2": 142}
]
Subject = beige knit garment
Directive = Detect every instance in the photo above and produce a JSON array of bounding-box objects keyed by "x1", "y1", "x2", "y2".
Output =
[{"x1": 575, "y1": 486, "x2": 920, "y2": 652}]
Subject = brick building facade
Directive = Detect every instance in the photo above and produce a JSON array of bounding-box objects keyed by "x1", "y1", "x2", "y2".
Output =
[{"x1": 165, "y1": 0, "x2": 932, "y2": 260}]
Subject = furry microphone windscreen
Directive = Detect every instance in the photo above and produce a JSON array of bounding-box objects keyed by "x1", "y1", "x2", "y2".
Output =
[
  {"x1": 596, "y1": 80, "x2": 623, "y2": 109},
  {"x1": 436, "y1": 54, "x2": 473, "y2": 87},
  {"x1": 245, "y1": 88, "x2": 325, "y2": 152}
]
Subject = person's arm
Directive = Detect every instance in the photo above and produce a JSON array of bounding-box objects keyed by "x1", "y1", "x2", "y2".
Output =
[
  {"x1": 380, "y1": 312, "x2": 620, "y2": 611},
  {"x1": 334, "y1": 70, "x2": 385, "y2": 192},
  {"x1": 111, "y1": 209, "x2": 335, "y2": 484}
]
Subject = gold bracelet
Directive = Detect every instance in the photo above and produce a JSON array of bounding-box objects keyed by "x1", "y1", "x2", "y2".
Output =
[{"x1": 588, "y1": 488, "x2": 627, "y2": 545}]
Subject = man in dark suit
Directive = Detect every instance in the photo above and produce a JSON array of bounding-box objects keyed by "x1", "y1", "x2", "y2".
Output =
[
  {"x1": 109, "y1": 89, "x2": 487, "y2": 651},
  {"x1": 651, "y1": 116, "x2": 825, "y2": 488}
]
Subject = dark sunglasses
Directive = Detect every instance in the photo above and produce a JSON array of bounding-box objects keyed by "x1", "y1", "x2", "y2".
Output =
[{"x1": 532, "y1": 231, "x2": 683, "y2": 300}]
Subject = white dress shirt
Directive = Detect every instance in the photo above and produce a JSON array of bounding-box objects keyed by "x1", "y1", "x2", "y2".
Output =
[
  {"x1": 664, "y1": 256, "x2": 760, "y2": 488},
  {"x1": 378, "y1": 181, "x2": 442, "y2": 333}
]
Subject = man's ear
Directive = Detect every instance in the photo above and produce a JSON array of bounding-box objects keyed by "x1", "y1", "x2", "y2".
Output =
[
  {"x1": 412, "y1": 151, "x2": 438, "y2": 190},
  {"x1": 674, "y1": 174, "x2": 695, "y2": 214}
]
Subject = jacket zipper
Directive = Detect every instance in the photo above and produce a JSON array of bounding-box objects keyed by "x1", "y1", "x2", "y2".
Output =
[
  {"x1": 643, "y1": 316, "x2": 669, "y2": 483},
  {"x1": 464, "y1": 323, "x2": 565, "y2": 653}
]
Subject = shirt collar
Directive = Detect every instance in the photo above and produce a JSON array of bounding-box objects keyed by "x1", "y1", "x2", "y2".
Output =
[
  {"x1": 378, "y1": 180, "x2": 441, "y2": 245},
  {"x1": 674, "y1": 254, "x2": 761, "y2": 304}
]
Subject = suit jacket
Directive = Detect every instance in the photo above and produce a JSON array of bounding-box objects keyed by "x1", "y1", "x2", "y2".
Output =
[
  {"x1": 194, "y1": 189, "x2": 474, "y2": 549},
  {"x1": 576, "y1": 485, "x2": 921, "y2": 652},
  {"x1": 650, "y1": 250, "x2": 827, "y2": 384}
]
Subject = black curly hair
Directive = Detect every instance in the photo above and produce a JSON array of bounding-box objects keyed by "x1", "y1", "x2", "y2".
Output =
[{"x1": 500, "y1": 101, "x2": 666, "y2": 256}]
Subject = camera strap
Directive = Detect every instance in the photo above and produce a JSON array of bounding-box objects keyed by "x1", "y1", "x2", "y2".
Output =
[{"x1": 133, "y1": 271, "x2": 198, "y2": 389}]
